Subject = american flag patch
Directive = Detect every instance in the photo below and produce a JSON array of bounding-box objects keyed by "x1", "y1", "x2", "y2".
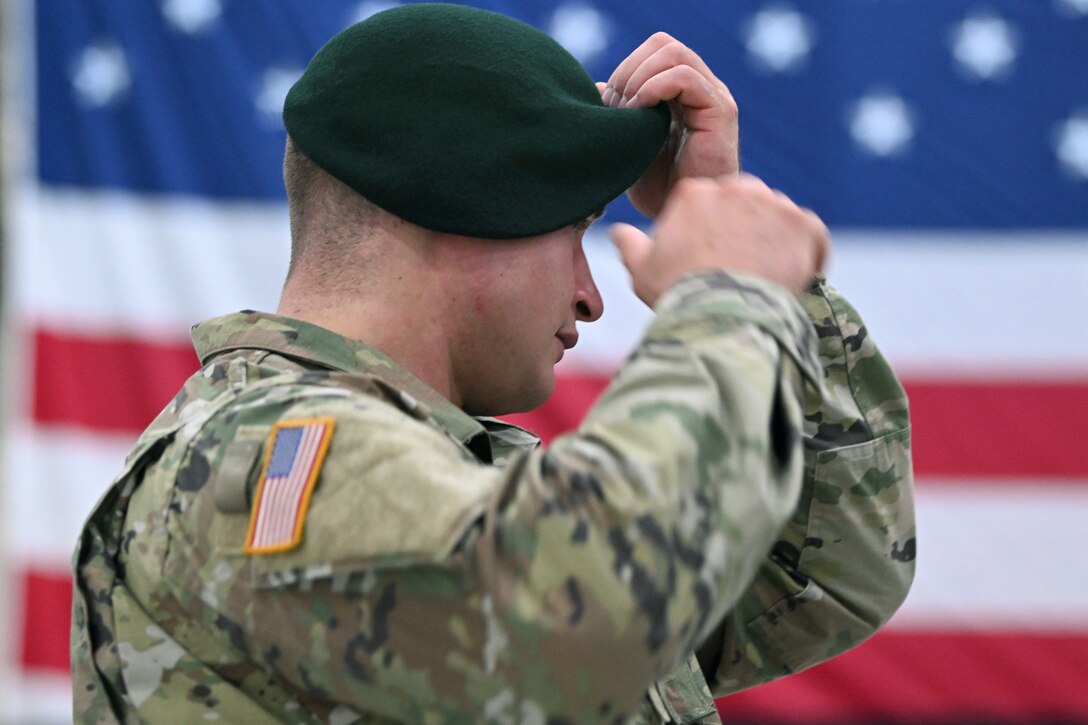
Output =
[{"x1": 244, "y1": 418, "x2": 335, "y2": 555}]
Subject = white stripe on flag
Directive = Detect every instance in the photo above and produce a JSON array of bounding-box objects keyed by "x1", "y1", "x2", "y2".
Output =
[
  {"x1": 890, "y1": 482, "x2": 1088, "y2": 631},
  {"x1": 13, "y1": 188, "x2": 1088, "y2": 379},
  {"x1": 3, "y1": 424, "x2": 135, "y2": 562},
  {"x1": 9, "y1": 187, "x2": 289, "y2": 336},
  {"x1": 0, "y1": 671, "x2": 71, "y2": 724},
  {"x1": 568, "y1": 230, "x2": 1088, "y2": 377}
]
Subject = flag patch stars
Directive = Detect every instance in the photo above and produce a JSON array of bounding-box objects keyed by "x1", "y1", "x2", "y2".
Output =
[{"x1": 245, "y1": 418, "x2": 335, "y2": 555}]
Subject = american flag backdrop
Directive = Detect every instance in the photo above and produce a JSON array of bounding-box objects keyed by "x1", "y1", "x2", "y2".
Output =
[{"x1": 2, "y1": 0, "x2": 1087, "y2": 722}]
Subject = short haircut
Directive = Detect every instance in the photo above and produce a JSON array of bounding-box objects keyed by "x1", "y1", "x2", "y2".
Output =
[{"x1": 282, "y1": 136, "x2": 383, "y2": 282}]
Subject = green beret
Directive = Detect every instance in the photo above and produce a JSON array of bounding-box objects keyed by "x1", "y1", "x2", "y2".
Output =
[{"x1": 283, "y1": 2, "x2": 670, "y2": 239}]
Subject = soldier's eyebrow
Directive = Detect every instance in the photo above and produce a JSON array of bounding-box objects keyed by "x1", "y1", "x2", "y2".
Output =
[{"x1": 574, "y1": 208, "x2": 605, "y2": 232}]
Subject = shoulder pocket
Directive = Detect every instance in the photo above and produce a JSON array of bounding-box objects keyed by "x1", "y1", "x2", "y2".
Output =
[{"x1": 239, "y1": 398, "x2": 501, "y2": 589}]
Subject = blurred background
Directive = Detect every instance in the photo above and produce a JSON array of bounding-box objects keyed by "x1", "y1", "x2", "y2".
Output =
[{"x1": 2, "y1": 0, "x2": 1087, "y2": 722}]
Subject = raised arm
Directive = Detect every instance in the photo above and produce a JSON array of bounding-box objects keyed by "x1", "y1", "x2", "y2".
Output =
[
  {"x1": 696, "y1": 279, "x2": 916, "y2": 694},
  {"x1": 601, "y1": 35, "x2": 915, "y2": 694}
]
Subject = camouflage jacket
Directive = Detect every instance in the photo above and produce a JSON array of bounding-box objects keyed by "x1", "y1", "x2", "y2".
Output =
[{"x1": 72, "y1": 271, "x2": 915, "y2": 724}]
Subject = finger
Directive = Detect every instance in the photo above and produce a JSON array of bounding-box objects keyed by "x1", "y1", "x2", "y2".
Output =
[
  {"x1": 619, "y1": 43, "x2": 722, "y2": 108},
  {"x1": 595, "y1": 81, "x2": 608, "y2": 101},
  {"x1": 605, "y1": 33, "x2": 676, "y2": 107},
  {"x1": 609, "y1": 36, "x2": 717, "y2": 108},
  {"x1": 609, "y1": 223, "x2": 653, "y2": 276},
  {"x1": 625, "y1": 66, "x2": 719, "y2": 123},
  {"x1": 728, "y1": 172, "x2": 775, "y2": 197},
  {"x1": 772, "y1": 187, "x2": 807, "y2": 210}
]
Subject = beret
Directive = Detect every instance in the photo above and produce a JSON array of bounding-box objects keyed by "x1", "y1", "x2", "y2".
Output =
[{"x1": 283, "y1": 2, "x2": 670, "y2": 239}]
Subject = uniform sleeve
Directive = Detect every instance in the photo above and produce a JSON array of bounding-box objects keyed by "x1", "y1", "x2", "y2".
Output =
[
  {"x1": 158, "y1": 271, "x2": 826, "y2": 722},
  {"x1": 696, "y1": 278, "x2": 916, "y2": 696}
]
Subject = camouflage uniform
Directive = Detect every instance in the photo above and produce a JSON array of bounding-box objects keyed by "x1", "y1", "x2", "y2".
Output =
[{"x1": 72, "y1": 271, "x2": 915, "y2": 723}]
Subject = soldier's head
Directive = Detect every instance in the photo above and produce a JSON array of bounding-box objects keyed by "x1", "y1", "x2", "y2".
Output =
[
  {"x1": 282, "y1": 132, "x2": 605, "y2": 415},
  {"x1": 277, "y1": 3, "x2": 669, "y2": 414}
]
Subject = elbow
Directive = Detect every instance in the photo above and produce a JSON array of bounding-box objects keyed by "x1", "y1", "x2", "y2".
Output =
[
  {"x1": 843, "y1": 519, "x2": 918, "y2": 638},
  {"x1": 838, "y1": 527, "x2": 917, "y2": 638},
  {"x1": 872, "y1": 443, "x2": 917, "y2": 630},
  {"x1": 828, "y1": 426, "x2": 918, "y2": 633},
  {"x1": 873, "y1": 532, "x2": 917, "y2": 629}
]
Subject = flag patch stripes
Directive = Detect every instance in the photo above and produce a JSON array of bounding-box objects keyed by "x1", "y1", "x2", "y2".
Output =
[{"x1": 245, "y1": 418, "x2": 335, "y2": 554}]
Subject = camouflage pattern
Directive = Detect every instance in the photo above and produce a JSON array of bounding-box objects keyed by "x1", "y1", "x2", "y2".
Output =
[
  {"x1": 698, "y1": 276, "x2": 915, "y2": 698},
  {"x1": 71, "y1": 271, "x2": 914, "y2": 723}
]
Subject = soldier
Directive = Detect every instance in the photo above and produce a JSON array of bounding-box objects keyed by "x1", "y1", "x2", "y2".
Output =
[{"x1": 72, "y1": 4, "x2": 915, "y2": 723}]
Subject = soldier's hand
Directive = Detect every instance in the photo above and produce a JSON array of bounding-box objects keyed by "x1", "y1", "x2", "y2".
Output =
[
  {"x1": 600, "y1": 33, "x2": 739, "y2": 219},
  {"x1": 610, "y1": 174, "x2": 830, "y2": 307}
]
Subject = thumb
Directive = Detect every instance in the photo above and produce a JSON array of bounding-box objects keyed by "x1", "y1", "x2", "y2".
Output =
[
  {"x1": 610, "y1": 223, "x2": 659, "y2": 305},
  {"x1": 609, "y1": 223, "x2": 652, "y2": 276}
]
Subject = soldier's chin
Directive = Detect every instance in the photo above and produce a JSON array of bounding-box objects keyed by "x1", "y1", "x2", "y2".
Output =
[
  {"x1": 471, "y1": 374, "x2": 557, "y2": 418},
  {"x1": 521, "y1": 375, "x2": 558, "y2": 414}
]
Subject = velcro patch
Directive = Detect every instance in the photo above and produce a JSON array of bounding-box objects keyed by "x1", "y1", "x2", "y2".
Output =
[{"x1": 245, "y1": 418, "x2": 335, "y2": 555}]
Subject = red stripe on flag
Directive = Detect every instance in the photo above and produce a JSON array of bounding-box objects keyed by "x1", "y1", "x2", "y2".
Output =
[
  {"x1": 906, "y1": 380, "x2": 1088, "y2": 479},
  {"x1": 18, "y1": 568, "x2": 72, "y2": 673},
  {"x1": 32, "y1": 327, "x2": 198, "y2": 434},
  {"x1": 506, "y1": 374, "x2": 1088, "y2": 479},
  {"x1": 28, "y1": 328, "x2": 1088, "y2": 477},
  {"x1": 717, "y1": 629, "x2": 1088, "y2": 723}
]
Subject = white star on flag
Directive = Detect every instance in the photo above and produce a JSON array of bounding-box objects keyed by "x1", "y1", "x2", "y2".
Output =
[
  {"x1": 71, "y1": 44, "x2": 131, "y2": 107},
  {"x1": 353, "y1": 1, "x2": 401, "y2": 23},
  {"x1": 255, "y1": 67, "x2": 304, "y2": 125},
  {"x1": 161, "y1": 0, "x2": 222, "y2": 34},
  {"x1": 950, "y1": 12, "x2": 1019, "y2": 81},
  {"x1": 548, "y1": 4, "x2": 610, "y2": 64},
  {"x1": 1054, "y1": 113, "x2": 1088, "y2": 180},
  {"x1": 1055, "y1": 0, "x2": 1088, "y2": 17},
  {"x1": 848, "y1": 91, "x2": 915, "y2": 158},
  {"x1": 742, "y1": 4, "x2": 816, "y2": 74}
]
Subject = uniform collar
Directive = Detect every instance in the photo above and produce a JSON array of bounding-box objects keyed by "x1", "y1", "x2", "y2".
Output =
[{"x1": 191, "y1": 310, "x2": 489, "y2": 451}]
